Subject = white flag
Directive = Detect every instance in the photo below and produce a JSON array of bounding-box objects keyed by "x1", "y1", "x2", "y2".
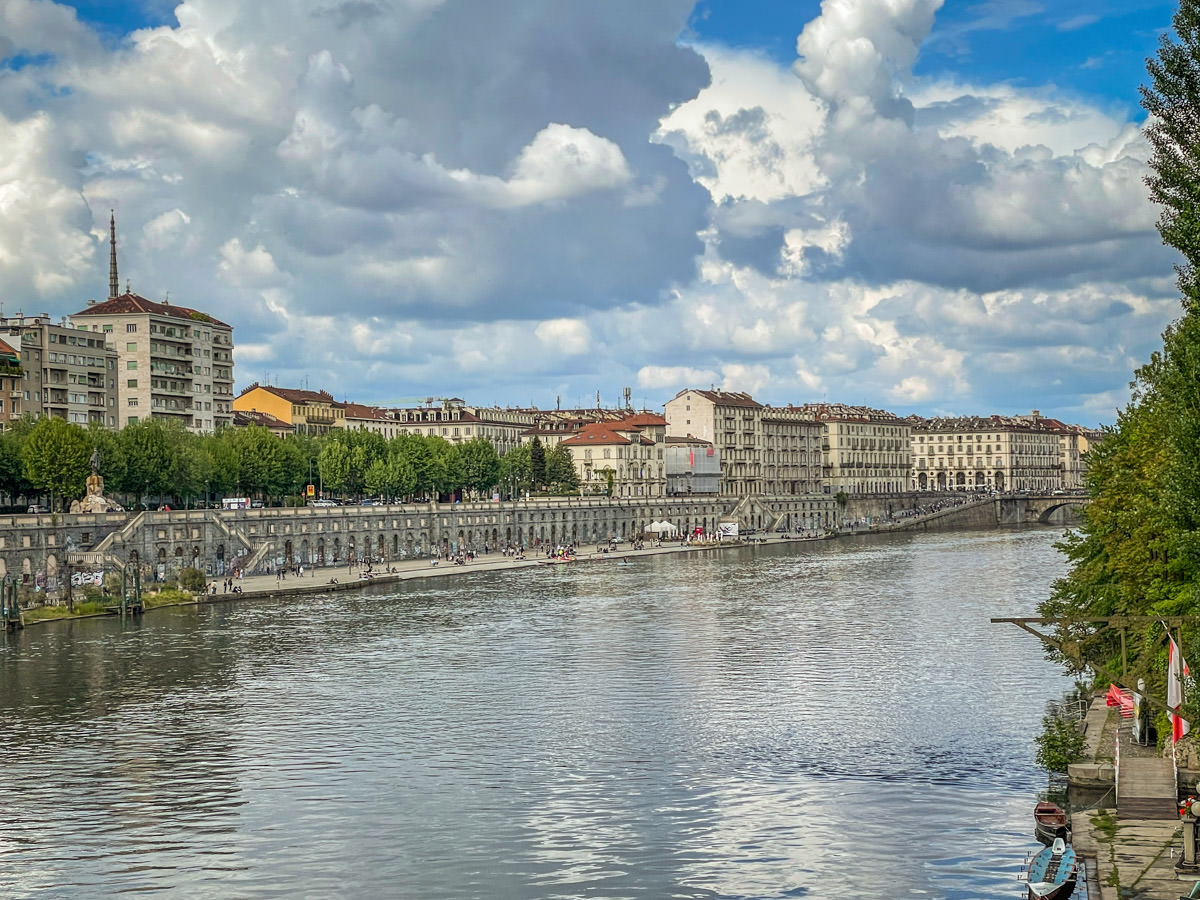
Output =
[{"x1": 1169, "y1": 636, "x2": 1190, "y2": 743}]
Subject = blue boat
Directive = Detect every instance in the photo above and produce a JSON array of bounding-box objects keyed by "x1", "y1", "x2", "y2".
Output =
[{"x1": 1025, "y1": 836, "x2": 1077, "y2": 900}]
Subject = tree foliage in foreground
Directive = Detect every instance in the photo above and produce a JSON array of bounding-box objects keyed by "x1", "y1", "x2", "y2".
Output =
[{"x1": 1043, "y1": 1, "x2": 1200, "y2": 730}]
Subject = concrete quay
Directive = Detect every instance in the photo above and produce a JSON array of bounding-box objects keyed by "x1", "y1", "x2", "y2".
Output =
[{"x1": 1071, "y1": 696, "x2": 1198, "y2": 900}]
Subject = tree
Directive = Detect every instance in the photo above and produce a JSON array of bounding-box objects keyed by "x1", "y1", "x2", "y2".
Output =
[
  {"x1": 119, "y1": 419, "x2": 173, "y2": 503},
  {"x1": 458, "y1": 438, "x2": 501, "y2": 498},
  {"x1": 530, "y1": 436, "x2": 546, "y2": 490},
  {"x1": 1141, "y1": 1, "x2": 1200, "y2": 303},
  {"x1": 545, "y1": 444, "x2": 579, "y2": 493},
  {"x1": 23, "y1": 417, "x2": 91, "y2": 508},
  {"x1": 318, "y1": 439, "x2": 352, "y2": 497},
  {"x1": 500, "y1": 444, "x2": 531, "y2": 497}
]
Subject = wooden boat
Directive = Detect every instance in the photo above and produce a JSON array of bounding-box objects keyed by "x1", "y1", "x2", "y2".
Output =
[
  {"x1": 1034, "y1": 800, "x2": 1070, "y2": 845},
  {"x1": 1025, "y1": 836, "x2": 1077, "y2": 900}
]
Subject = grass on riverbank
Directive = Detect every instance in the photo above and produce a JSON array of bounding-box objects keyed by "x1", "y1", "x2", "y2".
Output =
[{"x1": 20, "y1": 588, "x2": 198, "y2": 623}]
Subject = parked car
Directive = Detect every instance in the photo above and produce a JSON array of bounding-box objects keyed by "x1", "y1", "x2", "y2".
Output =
[
  {"x1": 251, "y1": 500, "x2": 264, "y2": 508},
  {"x1": 26, "y1": 505, "x2": 49, "y2": 514}
]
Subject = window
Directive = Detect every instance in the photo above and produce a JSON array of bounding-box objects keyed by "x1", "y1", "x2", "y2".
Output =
[
  {"x1": 126, "y1": 342, "x2": 137, "y2": 352},
  {"x1": 126, "y1": 360, "x2": 137, "y2": 370},
  {"x1": 127, "y1": 379, "x2": 137, "y2": 389},
  {"x1": 102, "y1": 324, "x2": 113, "y2": 333},
  {"x1": 128, "y1": 416, "x2": 138, "y2": 424},
  {"x1": 128, "y1": 398, "x2": 139, "y2": 407},
  {"x1": 126, "y1": 324, "x2": 137, "y2": 333}
]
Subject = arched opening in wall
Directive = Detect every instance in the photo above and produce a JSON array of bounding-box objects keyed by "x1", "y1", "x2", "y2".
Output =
[
  {"x1": 0, "y1": 558, "x2": 7, "y2": 577},
  {"x1": 191, "y1": 546, "x2": 201, "y2": 569},
  {"x1": 918, "y1": 473, "x2": 928, "y2": 490},
  {"x1": 333, "y1": 537, "x2": 341, "y2": 563},
  {"x1": 571, "y1": 524, "x2": 577, "y2": 544},
  {"x1": 994, "y1": 471, "x2": 1005, "y2": 491},
  {"x1": 377, "y1": 535, "x2": 384, "y2": 560},
  {"x1": 955, "y1": 473, "x2": 966, "y2": 489},
  {"x1": 974, "y1": 472, "x2": 986, "y2": 488},
  {"x1": 348, "y1": 537, "x2": 356, "y2": 564},
  {"x1": 550, "y1": 524, "x2": 557, "y2": 546},
  {"x1": 22, "y1": 557, "x2": 32, "y2": 581},
  {"x1": 174, "y1": 546, "x2": 184, "y2": 572},
  {"x1": 392, "y1": 534, "x2": 399, "y2": 557},
  {"x1": 505, "y1": 527, "x2": 512, "y2": 549},
  {"x1": 317, "y1": 538, "x2": 326, "y2": 565},
  {"x1": 216, "y1": 544, "x2": 225, "y2": 574},
  {"x1": 45, "y1": 553, "x2": 57, "y2": 577},
  {"x1": 284, "y1": 540, "x2": 294, "y2": 566},
  {"x1": 301, "y1": 539, "x2": 310, "y2": 564},
  {"x1": 936, "y1": 472, "x2": 947, "y2": 490}
]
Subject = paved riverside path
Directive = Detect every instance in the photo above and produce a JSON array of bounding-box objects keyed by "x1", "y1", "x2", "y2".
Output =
[
  {"x1": 1074, "y1": 715, "x2": 1192, "y2": 900},
  {"x1": 196, "y1": 535, "x2": 765, "y2": 601}
]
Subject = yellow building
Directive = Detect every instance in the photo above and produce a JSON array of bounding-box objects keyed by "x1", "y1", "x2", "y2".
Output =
[{"x1": 233, "y1": 383, "x2": 344, "y2": 435}]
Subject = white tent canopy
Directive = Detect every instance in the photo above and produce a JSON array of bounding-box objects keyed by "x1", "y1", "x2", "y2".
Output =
[{"x1": 645, "y1": 520, "x2": 679, "y2": 535}]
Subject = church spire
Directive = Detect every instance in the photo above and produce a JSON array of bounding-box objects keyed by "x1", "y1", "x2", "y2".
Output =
[{"x1": 108, "y1": 210, "x2": 119, "y2": 300}]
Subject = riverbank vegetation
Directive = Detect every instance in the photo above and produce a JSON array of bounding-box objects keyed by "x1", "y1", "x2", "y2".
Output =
[
  {"x1": 1039, "y1": 0, "x2": 1200, "y2": 729},
  {"x1": 0, "y1": 416, "x2": 581, "y2": 511}
]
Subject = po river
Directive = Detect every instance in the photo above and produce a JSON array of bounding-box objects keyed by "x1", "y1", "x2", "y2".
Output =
[{"x1": 0, "y1": 526, "x2": 1075, "y2": 899}]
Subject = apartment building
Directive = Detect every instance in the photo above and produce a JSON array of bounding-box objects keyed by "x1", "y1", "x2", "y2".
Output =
[
  {"x1": 72, "y1": 294, "x2": 234, "y2": 432},
  {"x1": 664, "y1": 389, "x2": 764, "y2": 497},
  {"x1": 909, "y1": 414, "x2": 1062, "y2": 492},
  {"x1": 801, "y1": 404, "x2": 911, "y2": 495},
  {"x1": 0, "y1": 338, "x2": 21, "y2": 430},
  {"x1": 0, "y1": 314, "x2": 118, "y2": 429},
  {"x1": 761, "y1": 406, "x2": 825, "y2": 495},
  {"x1": 233, "y1": 384, "x2": 344, "y2": 435},
  {"x1": 559, "y1": 419, "x2": 666, "y2": 498}
]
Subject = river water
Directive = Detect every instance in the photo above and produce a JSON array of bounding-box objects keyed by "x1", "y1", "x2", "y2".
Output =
[{"x1": 0, "y1": 527, "x2": 1075, "y2": 899}]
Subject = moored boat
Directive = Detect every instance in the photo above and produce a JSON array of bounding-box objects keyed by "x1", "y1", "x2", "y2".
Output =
[
  {"x1": 1025, "y1": 836, "x2": 1077, "y2": 900},
  {"x1": 1034, "y1": 800, "x2": 1071, "y2": 845}
]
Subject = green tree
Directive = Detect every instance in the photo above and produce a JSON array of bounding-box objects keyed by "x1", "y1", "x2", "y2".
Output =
[
  {"x1": 318, "y1": 438, "x2": 352, "y2": 497},
  {"x1": 458, "y1": 438, "x2": 502, "y2": 498},
  {"x1": 530, "y1": 436, "x2": 546, "y2": 490},
  {"x1": 1043, "y1": 5, "x2": 1200, "y2": 703},
  {"x1": 23, "y1": 417, "x2": 91, "y2": 509},
  {"x1": 499, "y1": 444, "x2": 531, "y2": 497},
  {"x1": 119, "y1": 419, "x2": 174, "y2": 504},
  {"x1": 545, "y1": 444, "x2": 579, "y2": 493},
  {"x1": 0, "y1": 418, "x2": 33, "y2": 504},
  {"x1": 1141, "y1": 0, "x2": 1200, "y2": 304}
]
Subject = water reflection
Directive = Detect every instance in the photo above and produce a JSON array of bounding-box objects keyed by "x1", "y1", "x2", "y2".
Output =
[{"x1": 0, "y1": 528, "x2": 1071, "y2": 897}]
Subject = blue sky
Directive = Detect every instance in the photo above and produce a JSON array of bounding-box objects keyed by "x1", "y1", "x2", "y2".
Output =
[{"x1": 0, "y1": 0, "x2": 1186, "y2": 424}]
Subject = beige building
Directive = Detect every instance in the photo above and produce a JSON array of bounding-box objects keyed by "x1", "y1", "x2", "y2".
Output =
[
  {"x1": 801, "y1": 404, "x2": 911, "y2": 495},
  {"x1": 665, "y1": 389, "x2": 764, "y2": 496},
  {"x1": 761, "y1": 406, "x2": 825, "y2": 495},
  {"x1": 0, "y1": 314, "x2": 118, "y2": 429},
  {"x1": 71, "y1": 294, "x2": 234, "y2": 432},
  {"x1": 909, "y1": 414, "x2": 1062, "y2": 492},
  {"x1": 559, "y1": 418, "x2": 666, "y2": 498}
]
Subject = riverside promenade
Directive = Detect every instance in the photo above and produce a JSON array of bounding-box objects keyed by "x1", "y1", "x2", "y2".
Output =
[
  {"x1": 1072, "y1": 695, "x2": 1196, "y2": 900},
  {"x1": 197, "y1": 533, "x2": 763, "y2": 602}
]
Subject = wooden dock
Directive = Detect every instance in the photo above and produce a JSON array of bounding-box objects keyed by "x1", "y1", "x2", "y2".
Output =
[{"x1": 1118, "y1": 730, "x2": 1178, "y2": 820}]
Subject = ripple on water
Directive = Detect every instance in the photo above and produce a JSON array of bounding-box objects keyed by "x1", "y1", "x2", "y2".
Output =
[{"x1": 0, "y1": 528, "x2": 1072, "y2": 898}]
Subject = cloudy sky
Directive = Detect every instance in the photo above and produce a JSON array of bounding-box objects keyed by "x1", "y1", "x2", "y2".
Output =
[{"x1": 0, "y1": 0, "x2": 1182, "y2": 424}]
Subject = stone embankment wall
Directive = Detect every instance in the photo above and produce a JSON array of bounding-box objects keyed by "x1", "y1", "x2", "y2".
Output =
[{"x1": 0, "y1": 493, "x2": 1079, "y2": 597}]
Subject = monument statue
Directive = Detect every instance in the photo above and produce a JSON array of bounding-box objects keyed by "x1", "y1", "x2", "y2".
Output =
[{"x1": 72, "y1": 446, "x2": 123, "y2": 514}]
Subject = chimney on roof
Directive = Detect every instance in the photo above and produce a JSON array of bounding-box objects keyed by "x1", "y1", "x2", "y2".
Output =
[{"x1": 108, "y1": 210, "x2": 119, "y2": 300}]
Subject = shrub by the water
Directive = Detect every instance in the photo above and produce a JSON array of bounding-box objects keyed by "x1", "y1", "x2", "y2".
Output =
[
  {"x1": 1035, "y1": 713, "x2": 1087, "y2": 773},
  {"x1": 178, "y1": 566, "x2": 206, "y2": 593}
]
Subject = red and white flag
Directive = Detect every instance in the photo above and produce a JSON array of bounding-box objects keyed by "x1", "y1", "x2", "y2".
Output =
[{"x1": 1169, "y1": 636, "x2": 1191, "y2": 743}]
